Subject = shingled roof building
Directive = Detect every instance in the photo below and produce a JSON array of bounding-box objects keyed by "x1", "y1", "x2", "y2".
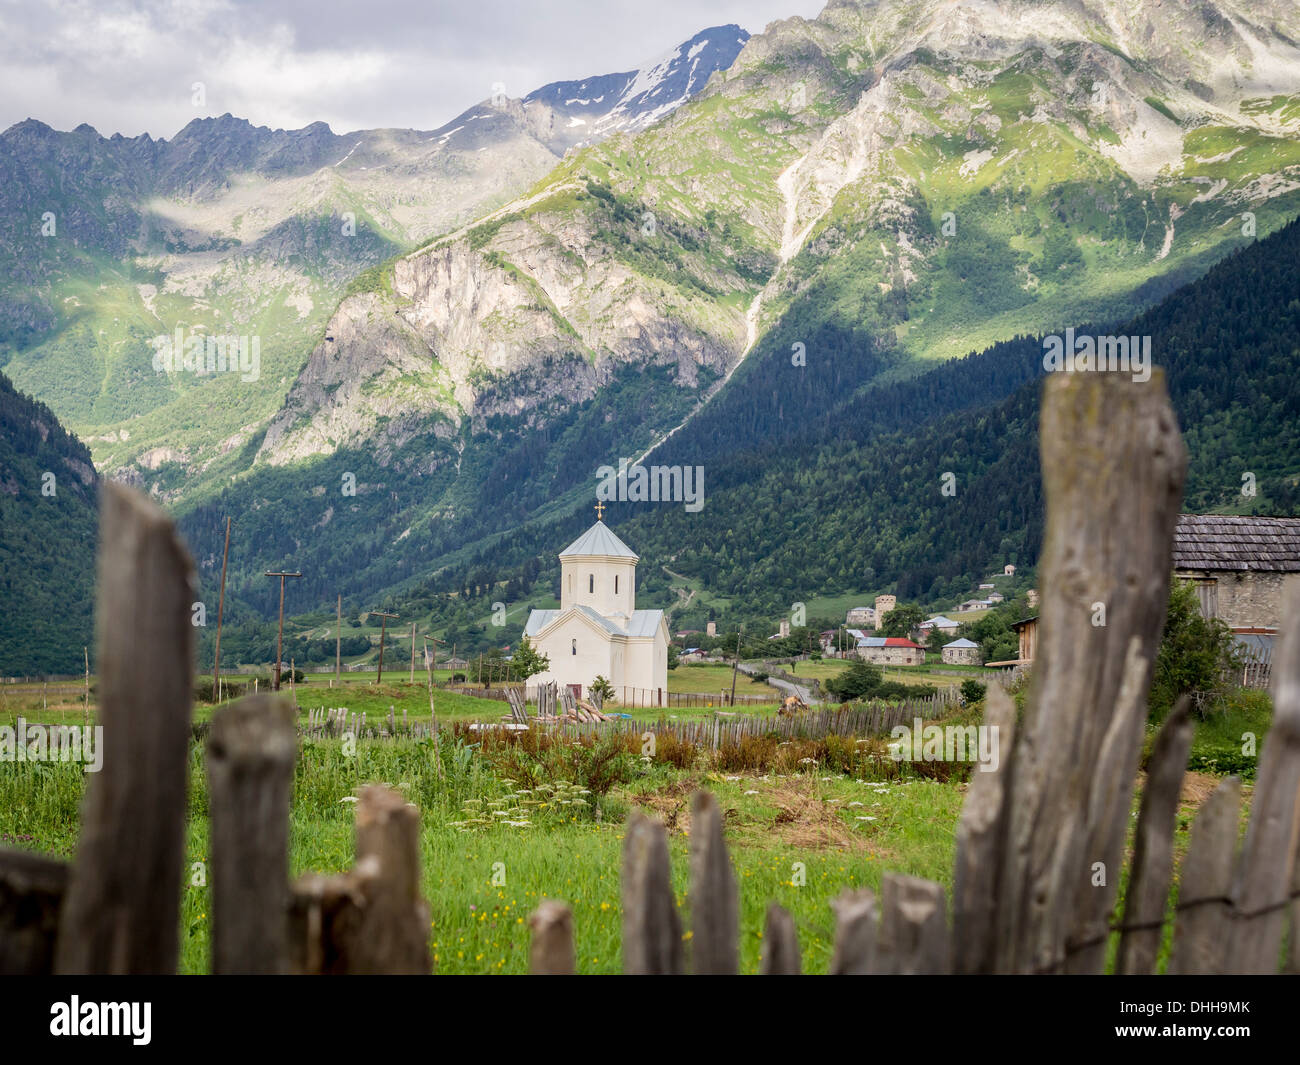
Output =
[{"x1": 1172, "y1": 515, "x2": 1300, "y2": 632}]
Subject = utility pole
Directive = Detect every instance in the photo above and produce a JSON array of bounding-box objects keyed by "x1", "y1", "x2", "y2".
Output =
[
  {"x1": 423, "y1": 635, "x2": 444, "y2": 778},
  {"x1": 369, "y1": 611, "x2": 398, "y2": 685},
  {"x1": 409, "y1": 621, "x2": 416, "y2": 684},
  {"x1": 265, "y1": 570, "x2": 302, "y2": 691},
  {"x1": 212, "y1": 516, "x2": 231, "y2": 702},
  {"x1": 335, "y1": 594, "x2": 342, "y2": 687},
  {"x1": 729, "y1": 626, "x2": 743, "y2": 707}
]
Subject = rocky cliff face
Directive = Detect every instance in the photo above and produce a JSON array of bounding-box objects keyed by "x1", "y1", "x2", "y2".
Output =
[
  {"x1": 0, "y1": 28, "x2": 748, "y2": 491},
  {"x1": 258, "y1": 190, "x2": 747, "y2": 464},
  {"x1": 257, "y1": 0, "x2": 1300, "y2": 476}
]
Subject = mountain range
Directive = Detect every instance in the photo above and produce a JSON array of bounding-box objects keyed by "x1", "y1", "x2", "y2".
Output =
[{"x1": 1, "y1": 0, "x2": 1299, "y2": 673}]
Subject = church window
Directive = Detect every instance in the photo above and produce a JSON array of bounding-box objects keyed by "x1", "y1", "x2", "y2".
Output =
[
  {"x1": 571, "y1": 638, "x2": 577, "y2": 656},
  {"x1": 615, "y1": 575, "x2": 619, "y2": 594},
  {"x1": 588, "y1": 574, "x2": 594, "y2": 594}
]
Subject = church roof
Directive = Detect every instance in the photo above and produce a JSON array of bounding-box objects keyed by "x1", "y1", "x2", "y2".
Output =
[
  {"x1": 625, "y1": 610, "x2": 664, "y2": 638},
  {"x1": 559, "y1": 521, "x2": 638, "y2": 561},
  {"x1": 523, "y1": 606, "x2": 664, "y2": 639},
  {"x1": 523, "y1": 610, "x2": 559, "y2": 637}
]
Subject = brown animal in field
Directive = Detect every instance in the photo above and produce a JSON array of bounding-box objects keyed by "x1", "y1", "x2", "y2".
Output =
[{"x1": 778, "y1": 694, "x2": 808, "y2": 716}]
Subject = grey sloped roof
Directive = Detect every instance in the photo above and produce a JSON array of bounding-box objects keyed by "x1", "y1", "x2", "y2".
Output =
[
  {"x1": 574, "y1": 604, "x2": 625, "y2": 635},
  {"x1": 523, "y1": 609, "x2": 559, "y2": 637},
  {"x1": 944, "y1": 638, "x2": 979, "y2": 648},
  {"x1": 559, "y1": 521, "x2": 638, "y2": 560},
  {"x1": 1173, "y1": 515, "x2": 1300, "y2": 573},
  {"x1": 525, "y1": 605, "x2": 644, "y2": 639},
  {"x1": 625, "y1": 610, "x2": 664, "y2": 638}
]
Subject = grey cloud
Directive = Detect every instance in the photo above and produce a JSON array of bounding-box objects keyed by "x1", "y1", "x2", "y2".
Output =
[{"x1": 0, "y1": 0, "x2": 824, "y2": 137}]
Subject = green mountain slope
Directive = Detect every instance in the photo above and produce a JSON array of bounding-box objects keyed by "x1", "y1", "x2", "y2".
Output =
[
  {"x1": 170, "y1": 0, "x2": 1300, "y2": 620},
  {"x1": 194, "y1": 210, "x2": 1300, "y2": 666},
  {"x1": 0, "y1": 371, "x2": 97, "y2": 673}
]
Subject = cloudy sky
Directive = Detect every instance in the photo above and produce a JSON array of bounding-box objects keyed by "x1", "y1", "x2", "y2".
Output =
[{"x1": 0, "y1": 0, "x2": 825, "y2": 138}]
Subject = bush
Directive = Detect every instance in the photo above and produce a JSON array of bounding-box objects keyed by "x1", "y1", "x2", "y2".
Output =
[
  {"x1": 960, "y1": 679, "x2": 988, "y2": 704},
  {"x1": 826, "y1": 659, "x2": 884, "y2": 700},
  {"x1": 1150, "y1": 580, "x2": 1244, "y2": 720}
]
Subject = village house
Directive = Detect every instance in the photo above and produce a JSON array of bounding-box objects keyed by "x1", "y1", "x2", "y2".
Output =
[
  {"x1": 855, "y1": 636, "x2": 926, "y2": 666},
  {"x1": 942, "y1": 638, "x2": 982, "y2": 665},
  {"x1": 919, "y1": 615, "x2": 959, "y2": 637},
  {"x1": 1013, "y1": 616, "x2": 1038, "y2": 663},
  {"x1": 985, "y1": 591, "x2": 1005, "y2": 604},
  {"x1": 1172, "y1": 515, "x2": 1300, "y2": 631},
  {"x1": 523, "y1": 513, "x2": 669, "y2": 702},
  {"x1": 1173, "y1": 514, "x2": 1300, "y2": 671},
  {"x1": 958, "y1": 598, "x2": 991, "y2": 612},
  {"x1": 845, "y1": 605, "x2": 876, "y2": 626}
]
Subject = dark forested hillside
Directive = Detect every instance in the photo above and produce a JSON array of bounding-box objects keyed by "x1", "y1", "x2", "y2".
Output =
[
  {"x1": 0, "y1": 371, "x2": 97, "y2": 673},
  {"x1": 613, "y1": 216, "x2": 1300, "y2": 614},
  {"x1": 5, "y1": 216, "x2": 1299, "y2": 670},
  {"x1": 398, "y1": 214, "x2": 1300, "y2": 631}
]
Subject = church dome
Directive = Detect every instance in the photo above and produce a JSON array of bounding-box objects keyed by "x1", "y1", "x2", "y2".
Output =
[{"x1": 558, "y1": 520, "x2": 638, "y2": 561}]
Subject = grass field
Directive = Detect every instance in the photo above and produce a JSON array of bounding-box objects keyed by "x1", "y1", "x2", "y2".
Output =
[{"x1": 0, "y1": 681, "x2": 1270, "y2": 974}]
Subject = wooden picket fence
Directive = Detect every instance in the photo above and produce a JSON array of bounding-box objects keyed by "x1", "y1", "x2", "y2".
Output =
[{"x1": 3, "y1": 371, "x2": 1300, "y2": 974}]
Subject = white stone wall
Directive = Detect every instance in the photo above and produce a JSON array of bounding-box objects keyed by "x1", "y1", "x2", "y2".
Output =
[
  {"x1": 1177, "y1": 570, "x2": 1287, "y2": 630},
  {"x1": 560, "y1": 557, "x2": 637, "y2": 617},
  {"x1": 531, "y1": 614, "x2": 615, "y2": 696},
  {"x1": 859, "y1": 646, "x2": 924, "y2": 666}
]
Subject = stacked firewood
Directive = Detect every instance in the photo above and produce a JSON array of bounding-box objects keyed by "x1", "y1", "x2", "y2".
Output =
[{"x1": 533, "y1": 700, "x2": 612, "y2": 725}]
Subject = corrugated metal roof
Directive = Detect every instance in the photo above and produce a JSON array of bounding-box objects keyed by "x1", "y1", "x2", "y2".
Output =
[
  {"x1": 944, "y1": 638, "x2": 979, "y2": 648},
  {"x1": 559, "y1": 521, "x2": 639, "y2": 560},
  {"x1": 523, "y1": 609, "x2": 559, "y2": 637},
  {"x1": 625, "y1": 610, "x2": 664, "y2": 638},
  {"x1": 523, "y1": 606, "x2": 662, "y2": 639},
  {"x1": 1173, "y1": 515, "x2": 1300, "y2": 572}
]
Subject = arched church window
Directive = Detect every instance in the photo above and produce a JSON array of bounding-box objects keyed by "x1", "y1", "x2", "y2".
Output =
[
  {"x1": 588, "y1": 574, "x2": 594, "y2": 594},
  {"x1": 615, "y1": 575, "x2": 619, "y2": 594},
  {"x1": 571, "y1": 639, "x2": 577, "y2": 656}
]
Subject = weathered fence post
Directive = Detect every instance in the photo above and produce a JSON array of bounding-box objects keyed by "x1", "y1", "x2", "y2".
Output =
[
  {"x1": 759, "y1": 903, "x2": 801, "y2": 975},
  {"x1": 993, "y1": 371, "x2": 1186, "y2": 974},
  {"x1": 290, "y1": 785, "x2": 431, "y2": 974},
  {"x1": 0, "y1": 850, "x2": 68, "y2": 975},
  {"x1": 1166, "y1": 776, "x2": 1241, "y2": 975},
  {"x1": 689, "y1": 791, "x2": 738, "y2": 974},
  {"x1": 829, "y1": 888, "x2": 878, "y2": 974},
  {"x1": 1228, "y1": 576, "x2": 1300, "y2": 972},
  {"x1": 879, "y1": 874, "x2": 949, "y2": 974},
  {"x1": 951, "y1": 682, "x2": 1017, "y2": 974},
  {"x1": 622, "y1": 812, "x2": 683, "y2": 974},
  {"x1": 207, "y1": 694, "x2": 297, "y2": 974},
  {"x1": 1116, "y1": 696, "x2": 1193, "y2": 975},
  {"x1": 55, "y1": 482, "x2": 196, "y2": 975},
  {"x1": 528, "y1": 900, "x2": 576, "y2": 975}
]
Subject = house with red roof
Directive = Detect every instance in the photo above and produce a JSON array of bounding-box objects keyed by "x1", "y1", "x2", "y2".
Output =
[{"x1": 854, "y1": 635, "x2": 926, "y2": 666}]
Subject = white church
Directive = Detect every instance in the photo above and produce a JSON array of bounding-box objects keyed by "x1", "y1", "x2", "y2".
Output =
[{"x1": 523, "y1": 509, "x2": 669, "y2": 704}]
